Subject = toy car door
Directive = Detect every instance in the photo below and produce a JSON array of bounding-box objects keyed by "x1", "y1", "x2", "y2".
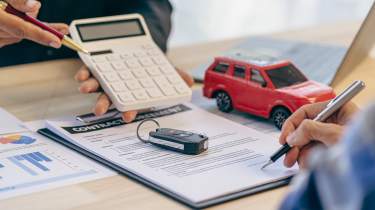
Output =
[
  {"x1": 244, "y1": 69, "x2": 269, "y2": 114},
  {"x1": 231, "y1": 64, "x2": 250, "y2": 107}
]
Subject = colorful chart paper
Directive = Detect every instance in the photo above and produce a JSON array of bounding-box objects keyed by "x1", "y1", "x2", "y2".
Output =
[{"x1": 0, "y1": 135, "x2": 36, "y2": 145}]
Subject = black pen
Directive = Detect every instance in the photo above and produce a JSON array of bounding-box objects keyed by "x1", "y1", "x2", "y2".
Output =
[{"x1": 261, "y1": 80, "x2": 365, "y2": 169}]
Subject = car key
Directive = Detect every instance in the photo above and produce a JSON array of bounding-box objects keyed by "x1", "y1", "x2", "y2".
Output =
[{"x1": 136, "y1": 119, "x2": 209, "y2": 155}]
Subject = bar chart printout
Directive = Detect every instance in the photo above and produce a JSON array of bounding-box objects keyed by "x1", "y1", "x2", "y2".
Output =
[
  {"x1": 0, "y1": 132, "x2": 113, "y2": 200},
  {"x1": 7, "y1": 152, "x2": 52, "y2": 176}
]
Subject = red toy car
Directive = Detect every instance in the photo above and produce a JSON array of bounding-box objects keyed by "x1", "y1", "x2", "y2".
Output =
[{"x1": 203, "y1": 56, "x2": 336, "y2": 129}]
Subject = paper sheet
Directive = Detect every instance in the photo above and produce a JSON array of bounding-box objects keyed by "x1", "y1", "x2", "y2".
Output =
[
  {"x1": 0, "y1": 120, "x2": 115, "y2": 200},
  {"x1": 0, "y1": 107, "x2": 28, "y2": 134},
  {"x1": 46, "y1": 103, "x2": 297, "y2": 203},
  {"x1": 192, "y1": 90, "x2": 281, "y2": 138}
]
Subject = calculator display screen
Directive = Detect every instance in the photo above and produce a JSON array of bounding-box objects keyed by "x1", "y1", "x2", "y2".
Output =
[{"x1": 77, "y1": 19, "x2": 145, "y2": 42}]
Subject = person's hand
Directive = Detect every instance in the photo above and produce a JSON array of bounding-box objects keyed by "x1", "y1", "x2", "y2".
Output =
[
  {"x1": 0, "y1": 0, "x2": 69, "y2": 48},
  {"x1": 279, "y1": 101, "x2": 359, "y2": 168},
  {"x1": 75, "y1": 65, "x2": 195, "y2": 123}
]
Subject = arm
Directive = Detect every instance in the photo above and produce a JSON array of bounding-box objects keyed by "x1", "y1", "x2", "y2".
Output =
[{"x1": 280, "y1": 103, "x2": 375, "y2": 210}]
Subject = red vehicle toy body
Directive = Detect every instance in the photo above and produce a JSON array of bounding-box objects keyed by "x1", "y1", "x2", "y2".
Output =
[{"x1": 203, "y1": 56, "x2": 336, "y2": 129}]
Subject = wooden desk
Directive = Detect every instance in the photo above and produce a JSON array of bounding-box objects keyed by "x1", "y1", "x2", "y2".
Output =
[{"x1": 1, "y1": 22, "x2": 374, "y2": 210}]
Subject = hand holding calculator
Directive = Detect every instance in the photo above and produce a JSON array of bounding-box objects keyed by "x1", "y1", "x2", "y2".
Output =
[{"x1": 70, "y1": 14, "x2": 192, "y2": 112}]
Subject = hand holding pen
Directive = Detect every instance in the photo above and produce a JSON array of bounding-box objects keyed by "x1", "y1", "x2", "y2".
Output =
[
  {"x1": 263, "y1": 81, "x2": 365, "y2": 169},
  {"x1": 0, "y1": 0, "x2": 67, "y2": 48},
  {"x1": 0, "y1": 0, "x2": 87, "y2": 53}
]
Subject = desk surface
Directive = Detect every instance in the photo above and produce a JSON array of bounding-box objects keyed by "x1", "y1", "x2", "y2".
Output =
[{"x1": 1, "y1": 22, "x2": 375, "y2": 210}]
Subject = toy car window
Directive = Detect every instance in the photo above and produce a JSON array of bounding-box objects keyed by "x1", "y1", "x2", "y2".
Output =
[
  {"x1": 251, "y1": 69, "x2": 265, "y2": 84},
  {"x1": 213, "y1": 62, "x2": 229, "y2": 74},
  {"x1": 233, "y1": 65, "x2": 246, "y2": 78},
  {"x1": 266, "y1": 65, "x2": 307, "y2": 89}
]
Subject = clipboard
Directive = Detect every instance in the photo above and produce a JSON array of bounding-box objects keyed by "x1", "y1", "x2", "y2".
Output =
[{"x1": 38, "y1": 127, "x2": 292, "y2": 209}]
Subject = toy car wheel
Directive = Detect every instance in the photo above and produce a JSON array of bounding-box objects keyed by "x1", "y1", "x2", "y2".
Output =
[
  {"x1": 216, "y1": 91, "x2": 233, "y2": 113},
  {"x1": 272, "y1": 108, "x2": 291, "y2": 130}
]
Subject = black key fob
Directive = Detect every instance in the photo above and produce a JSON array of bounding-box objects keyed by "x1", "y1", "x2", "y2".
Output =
[{"x1": 149, "y1": 128, "x2": 208, "y2": 155}]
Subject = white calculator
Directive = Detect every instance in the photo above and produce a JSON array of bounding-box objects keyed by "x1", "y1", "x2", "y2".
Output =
[{"x1": 69, "y1": 14, "x2": 192, "y2": 112}]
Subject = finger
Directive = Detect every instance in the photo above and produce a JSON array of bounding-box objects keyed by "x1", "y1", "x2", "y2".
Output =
[
  {"x1": 0, "y1": 31, "x2": 13, "y2": 38},
  {"x1": 279, "y1": 101, "x2": 330, "y2": 144},
  {"x1": 122, "y1": 111, "x2": 138, "y2": 123},
  {"x1": 6, "y1": 0, "x2": 40, "y2": 13},
  {"x1": 0, "y1": 37, "x2": 21, "y2": 47},
  {"x1": 75, "y1": 65, "x2": 91, "y2": 82},
  {"x1": 48, "y1": 23, "x2": 69, "y2": 35},
  {"x1": 297, "y1": 142, "x2": 321, "y2": 169},
  {"x1": 286, "y1": 120, "x2": 344, "y2": 147},
  {"x1": 79, "y1": 78, "x2": 100, "y2": 93},
  {"x1": 94, "y1": 93, "x2": 111, "y2": 116},
  {"x1": 176, "y1": 68, "x2": 194, "y2": 87},
  {"x1": 26, "y1": 8, "x2": 39, "y2": 18},
  {"x1": 283, "y1": 146, "x2": 299, "y2": 168},
  {"x1": 0, "y1": 10, "x2": 61, "y2": 48}
]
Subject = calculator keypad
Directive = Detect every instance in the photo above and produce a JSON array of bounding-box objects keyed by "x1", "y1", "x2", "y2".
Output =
[{"x1": 90, "y1": 45, "x2": 190, "y2": 108}]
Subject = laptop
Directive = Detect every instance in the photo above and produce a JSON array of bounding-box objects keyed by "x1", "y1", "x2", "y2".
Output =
[{"x1": 192, "y1": 1, "x2": 375, "y2": 86}]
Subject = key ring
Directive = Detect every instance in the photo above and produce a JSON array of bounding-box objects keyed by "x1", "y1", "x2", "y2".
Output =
[{"x1": 136, "y1": 119, "x2": 160, "y2": 143}]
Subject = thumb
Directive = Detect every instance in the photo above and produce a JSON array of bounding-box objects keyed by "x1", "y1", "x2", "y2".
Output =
[
  {"x1": 6, "y1": 0, "x2": 40, "y2": 13},
  {"x1": 286, "y1": 119, "x2": 344, "y2": 147}
]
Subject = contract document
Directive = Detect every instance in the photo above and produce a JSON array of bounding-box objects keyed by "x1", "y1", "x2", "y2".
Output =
[{"x1": 44, "y1": 103, "x2": 298, "y2": 208}]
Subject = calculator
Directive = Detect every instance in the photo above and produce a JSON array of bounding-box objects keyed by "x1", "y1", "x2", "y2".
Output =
[{"x1": 69, "y1": 14, "x2": 192, "y2": 112}]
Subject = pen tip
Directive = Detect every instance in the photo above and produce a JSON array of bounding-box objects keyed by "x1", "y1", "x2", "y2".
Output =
[{"x1": 261, "y1": 160, "x2": 273, "y2": 170}]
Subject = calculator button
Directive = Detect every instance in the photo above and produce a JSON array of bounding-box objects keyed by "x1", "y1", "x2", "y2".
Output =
[
  {"x1": 159, "y1": 65, "x2": 174, "y2": 74},
  {"x1": 131, "y1": 69, "x2": 149, "y2": 79},
  {"x1": 125, "y1": 59, "x2": 141, "y2": 68},
  {"x1": 133, "y1": 51, "x2": 147, "y2": 57},
  {"x1": 125, "y1": 80, "x2": 142, "y2": 90},
  {"x1": 139, "y1": 78, "x2": 156, "y2": 88},
  {"x1": 152, "y1": 56, "x2": 167, "y2": 65},
  {"x1": 167, "y1": 75, "x2": 182, "y2": 84},
  {"x1": 96, "y1": 63, "x2": 113, "y2": 72},
  {"x1": 153, "y1": 76, "x2": 171, "y2": 88},
  {"x1": 146, "y1": 67, "x2": 162, "y2": 76},
  {"x1": 121, "y1": 52, "x2": 133, "y2": 59},
  {"x1": 147, "y1": 49, "x2": 160, "y2": 56},
  {"x1": 118, "y1": 71, "x2": 134, "y2": 80},
  {"x1": 160, "y1": 86, "x2": 177, "y2": 96},
  {"x1": 175, "y1": 84, "x2": 190, "y2": 94},
  {"x1": 106, "y1": 55, "x2": 121, "y2": 61},
  {"x1": 104, "y1": 73, "x2": 120, "y2": 82},
  {"x1": 111, "y1": 61, "x2": 127, "y2": 70},
  {"x1": 111, "y1": 82, "x2": 128, "y2": 92},
  {"x1": 132, "y1": 90, "x2": 149, "y2": 100},
  {"x1": 139, "y1": 58, "x2": 154, "y2": 67},
  {"x1": 92, "y1": 56, "x2": 107, "y2": 63},
  {"x1": 118, "y1": 92, "x2": 135, "y2": 103},
  {"x1": 146, "y1": 88, "x2": 163, "y2": 98}
]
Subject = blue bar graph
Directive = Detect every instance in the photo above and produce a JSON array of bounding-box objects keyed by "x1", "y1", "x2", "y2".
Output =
[
  {"x1": 35, "y1": 152, "x2": 52, "y2": 162},
  {"x1": 21, "y1": 154, "x2": 49, "y2": 172},
  {"x1": 28, "y1": 152, "x2": 42, "y2": 161},
  {"x1": 8, "y1": 156, "x2": 37, "y2": 176},
  {"x1": 8, "y1": 152, "x2": 53, "y2": 176}
]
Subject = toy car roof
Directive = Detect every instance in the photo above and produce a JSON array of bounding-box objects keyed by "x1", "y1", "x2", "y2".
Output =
[{"x1": 217, "y1": 52, "x2": 289, "y2": 67}]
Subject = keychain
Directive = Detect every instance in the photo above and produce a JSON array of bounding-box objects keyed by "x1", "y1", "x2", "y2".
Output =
[{"x1": 136, "y1": 119, "x2": 209, "y2": 155}]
